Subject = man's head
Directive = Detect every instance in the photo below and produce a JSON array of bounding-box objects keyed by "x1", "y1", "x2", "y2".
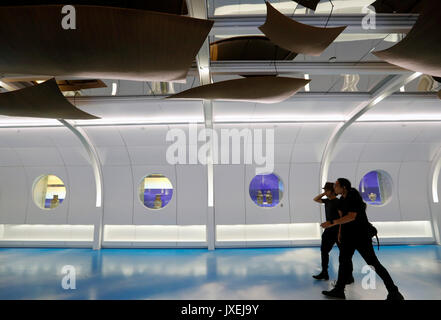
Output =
[
  {"x1": 334, "y1": 178, "x2": 352, "y2": 195},
  {"x1": 322, "y1": 182, "x2": 336, "y2": 198}
]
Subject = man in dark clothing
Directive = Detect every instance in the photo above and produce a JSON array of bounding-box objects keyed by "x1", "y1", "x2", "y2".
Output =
[
  {"x1": 312, "y1": 182, "x2": 353, "y2": 283},
  {"x1": 320, "y1": 178, "x2": 404, "y2": 300}
]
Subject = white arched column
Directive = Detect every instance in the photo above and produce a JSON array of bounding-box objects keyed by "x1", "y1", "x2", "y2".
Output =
[
  {"x1": 59, "y1": 120, "x2": 104, "y2": 250},
  {"x1": 429, "y1": 145, "x2": 441, "y2": 244},
  {"x1": 319, "y1": 72, "x2": 422, "y2": 188}
]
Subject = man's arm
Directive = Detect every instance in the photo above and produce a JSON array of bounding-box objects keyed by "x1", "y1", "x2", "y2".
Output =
[
  {"x1": 321, "y1": 212, "x2": 357, "y2": 228},
  {"x1": 313, "y1": 192, "x2": 326, "y2": 204}
]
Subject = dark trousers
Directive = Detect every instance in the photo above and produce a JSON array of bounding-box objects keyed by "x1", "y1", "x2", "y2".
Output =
[
  {"x1": 321, "y1": 227, "x2": 353, "y2": 276},
  {"x1": 335, "y1": 234, "x2": 398, "y2": 292}
]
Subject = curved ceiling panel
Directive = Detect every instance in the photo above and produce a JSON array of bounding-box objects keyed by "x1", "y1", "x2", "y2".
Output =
[
  {"x1": 0, "y1": 79, "x2": 99, "y2": 119},
  {"x1": 258, "y1": 2, "x2": 347, "y2": 56},
  {"x1": 210, "y1": 36, "x2": 297, "y2": 61},
  {"x1": 166, "y1": 76, "x2": 310, "y2": 104},
  {"x1": 373, "y1": 1, "x2": 441, "y2": 77},
  {"x1": 0, "y1": 5, "x2": 213, "y2": 81},
  {"x1": 0, "y1": 0, "x2": 188, "y2": 15},
  {"x1": 292, "y1": 0, "x2": 320, "y2": 11}
]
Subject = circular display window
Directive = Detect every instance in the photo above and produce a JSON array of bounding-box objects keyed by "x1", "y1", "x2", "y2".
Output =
[
  {"x1": 359, "y1": 170, "x2": 393, "y2": 206},
  {"x1": 139, "y1": 174, "x2": 173, "y2": 210},
  {"x1": 33, "y1": 175, "x2": 66, "y2": 210},
  {"x1": 249, "y1": 173, "x2": 284, "y2": 207}
]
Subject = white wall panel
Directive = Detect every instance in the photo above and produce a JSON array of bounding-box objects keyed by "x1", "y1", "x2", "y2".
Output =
[
  {"x1": 132, "y1": 165, "x2": 177, "y2": 225},
  {"x1": 102, "y1": 166, "x2": 133, "y2": 225},
  {"x1": 415, "y1": 124, "x2": 441, "y2": 143},
  {"x1": 356, "y1": 163, "x2": 401, "y2": 222},
  {"x1": 57, "y1": 147, "x2": 91, "y2": 166},
  {"x1": 0, "y1": 129, "x2": 55, "y2": 148},
  {"x1": 367, "y1": 123, "x2": 422, "y2": 143},
  {"x1": 66, "y1": 166, "x2": 100, "y2": 225},
  {"x1": 0, "y1": 167, "x2": 28, "y2": 224},
  {"x1": 273, "y1": 124, "x2": 302, "y2": 145},
  {"x1": 295, "y1": 123, "x2": 337, "y2": 143},
  {"x1": 273, "y1": 144, "x2": 292, "y2": 164},
  {"x1": 25, "y1": 166, "x2": 70, "y2": 225},
  {"x1": 359, "y1": 143, "x2": 408, "y2": 162},
  {"x1": 289, "y1": 163, "x2": 321, "y2": 223},
  {"x1": 14, "y1": 147, "x2": 65, "y2": 167},
  {"x1": 213, "y1": 101, "x2": 255, "y2": 120},
  {"x1": 327, "y1": 162, "x2": 358, "y2": 185},
  {"x1": 0, "y1": 148, "x2": 22, "y2": 166},
  {"x1": 157, "y1": 101, "x2": 203, "y2": 121},
  {"x1": 402, "y1": 143, "x2": 441, "y2": 162},
  {"x1": 83, "y1": 127, "x2": 125, "y2": 146},
  {"x1": 176, "y1": 165, "x2": 207, "y2": 225},
  {"x1": 245, "y1": 164, "x2": 291, "y2": 224},
  {"x1": 245, "y1": 143, "x2": 292, "y2": 164},
  {"x1": 97, "y1": 146, "x2": 131, "y2": 165},
  {"x1": 331, "y1": 143, "x2": 365, "y2": 163},
  {"x1": 214, "y1": 124, "x2": 252, "y2": 145},
  {"x1": 291, "y1": 143, "x2": 325, "y2": 163},
  {"x1": 398, "y1": 162, "x2": 431, "y2": 221},
  {"x1": 339, "y1": 123, "x2": 376, "y2": 143},
  {"x1": 214, "y1": 165, "x2": 245, "y2": 225},
  {"x1": 119, "y1": 125, "x2": 171, "y2": 147},
  {"x1": 127, "y1": 146, "x2": 170, "y2": 165},
  {"x1": 47, "y1": 127, "x2": 83, "y2": 148}
]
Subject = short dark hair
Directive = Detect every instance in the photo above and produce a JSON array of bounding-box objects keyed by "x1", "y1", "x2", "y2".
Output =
[
  {"x1": 337, "y1": 178, "x2": 352, "y2": 191},
  {"x1": 323, "y1": 182, "x2": 335, "y2": 192}
]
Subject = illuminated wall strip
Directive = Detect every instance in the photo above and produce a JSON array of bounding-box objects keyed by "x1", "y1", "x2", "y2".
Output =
[
  {"x1": 0, "y1": 224, "x2": 94, "y2": 241},
  {"x1": 320, "y1": 72, "x2": 422, "y2": 187},
  {"x1": 103, "y1": 225, "x2": 206, "y2": 242},
  {"x1": 215, "y1": 221, "x2": 432, "y2": 242}
]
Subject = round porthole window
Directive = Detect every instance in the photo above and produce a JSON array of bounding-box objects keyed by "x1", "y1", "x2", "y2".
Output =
[
  {"x1": 249, "y1": 173, "x2": 284, "y2": 208},
  {"x1": 359, "y1": 170, "x2": 393, "y2": 206},
  {"x1": 33, "y1": 175, "x2": 66, "y2": 210},
  {"x1": 139, "y1": 174, "x2": 173, "y2": 210}
]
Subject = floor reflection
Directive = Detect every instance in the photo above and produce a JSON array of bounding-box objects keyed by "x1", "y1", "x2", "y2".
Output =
[{"x1": 0, "y1": 245, "x2": 439, "y2": 300}]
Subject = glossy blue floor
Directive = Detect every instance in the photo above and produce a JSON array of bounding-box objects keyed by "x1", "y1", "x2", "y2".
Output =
[{"x1": 0, "y1": 245, "x2": 440, "y2": 300}]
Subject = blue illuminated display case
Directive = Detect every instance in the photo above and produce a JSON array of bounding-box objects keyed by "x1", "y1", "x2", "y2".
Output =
[{"x1": 249, "y1": 173, "x2": 284, "y2": 207}]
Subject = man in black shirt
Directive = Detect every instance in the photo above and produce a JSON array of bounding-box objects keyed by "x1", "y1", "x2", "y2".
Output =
[
  {"x1": 312, "y1": 182, "x2": 353, "y2": 283},
  {"x1": 320, "y1": 178, "x2": 404, "y2": 300}
]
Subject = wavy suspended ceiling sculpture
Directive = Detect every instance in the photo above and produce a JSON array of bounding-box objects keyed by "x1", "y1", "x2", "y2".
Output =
[
  {"x1": 0, "y1": 5, "x2": 213, "y2": 82},
  {"x1": 258, "y1": 2, "x2": 347, "y2": 56},
  {"x1": 166, "y1": 76, "x2": 310, "y2": 104},
  {"x1": 292, "y1": 0, "x2": 321, "y2": 11},
  {"x1": 210, "y1": 36, "x2": 297, "y2": 61},
  {"x1": 370, "y1": 0, "x2": 423, "y2": 13},
  {"x1": 0, "y1": 0, "x2": 188, "y2": 15},
  {"x1": 372, "y1": 1, "x2": 441, "y2": 77},
  {"x1": 0, "y1": 79, "x2": 99, "y2": 119}
]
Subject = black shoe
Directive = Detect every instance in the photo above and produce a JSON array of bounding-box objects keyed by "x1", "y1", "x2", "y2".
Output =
[
  {"x1": 322, "y1": 287, "x2": 346, "y2": 299},
  {"x1": 345, "y1": 275, "x2": 355, "y2": 285},
  {"x1": 313, "y1": 271, "x2": 329, "y2": 280},
  {"x1": 386, "y1": 290, "x2": 404, "y2": 300}
]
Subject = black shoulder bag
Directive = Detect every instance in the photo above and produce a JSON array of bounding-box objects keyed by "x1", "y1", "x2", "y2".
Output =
[{"x1": 367, "y1": 222, "x2": 380, "y2": 250}]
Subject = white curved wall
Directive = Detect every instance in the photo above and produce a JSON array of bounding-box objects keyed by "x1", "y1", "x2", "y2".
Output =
[{"x1": 0, "y1": 115, "x2": 439, "y2": 247}]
